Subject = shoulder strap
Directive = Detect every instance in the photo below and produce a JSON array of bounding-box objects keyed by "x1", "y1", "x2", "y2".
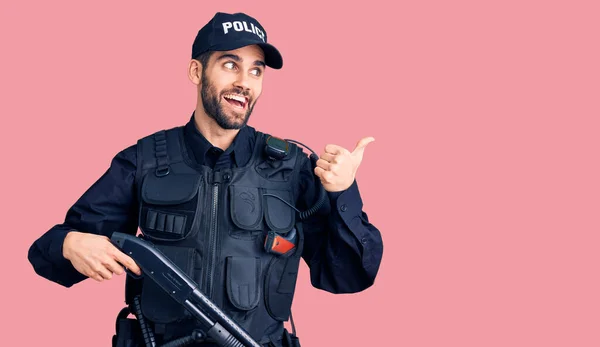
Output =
[
  {"x1": 153, "y1": 130, "x2": 170, "y2": 176},
  {"x1": 136, "y1": 126, "x2": 185, "y2": 183}
]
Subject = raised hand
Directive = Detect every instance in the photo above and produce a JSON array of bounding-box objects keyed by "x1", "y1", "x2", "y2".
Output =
[{"x1": 314, "y1": 136, "x2": 374, "y2": 192}]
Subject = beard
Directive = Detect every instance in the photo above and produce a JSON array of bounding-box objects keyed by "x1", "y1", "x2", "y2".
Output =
[{"x1": 200, "y1": 71, "x2": 256, "y2": 130}]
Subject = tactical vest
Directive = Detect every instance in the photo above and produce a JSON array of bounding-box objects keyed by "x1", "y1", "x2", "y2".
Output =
[{"x1": 124, "y1": 126, "x2": 309, "y2": 346}]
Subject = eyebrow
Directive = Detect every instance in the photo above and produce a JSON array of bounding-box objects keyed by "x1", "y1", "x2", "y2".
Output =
[
  {"x1": 216, "y1": 53, "x2": 265, "y2": 68},
  {"x1": 216, "y1": 53, "x2": 241, "y2": 63}
]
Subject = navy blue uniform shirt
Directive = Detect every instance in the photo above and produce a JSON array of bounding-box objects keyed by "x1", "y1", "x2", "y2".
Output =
[{"x1": 28, "y1": 115, "x2": 383, "y2": 294}]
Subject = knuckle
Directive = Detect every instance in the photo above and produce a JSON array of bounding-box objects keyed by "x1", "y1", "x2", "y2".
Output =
[
  {"x1": 105, "y1": 243, "x2": 117, "y2": 255},
  {"x1": 105, "y1": 246, "x2": 116, "y2": 257}
]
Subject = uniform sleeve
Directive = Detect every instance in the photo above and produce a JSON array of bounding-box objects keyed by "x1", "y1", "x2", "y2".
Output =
[
  {"x1": 296, "y1": 154, "x2": 384, "y2": 294},
  {"x1": 27, "y1": 145, "x2": 140, "y2": 288}
]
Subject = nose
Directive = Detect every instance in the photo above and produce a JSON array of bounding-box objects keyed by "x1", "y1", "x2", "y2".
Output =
[{"x1": 233, "y1": 72, "x2": 250, "y2": 91}]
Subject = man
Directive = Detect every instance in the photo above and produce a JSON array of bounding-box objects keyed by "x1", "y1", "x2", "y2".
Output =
[{"x1": 28, "y1": 12, "x2": 383, "y2": 347}]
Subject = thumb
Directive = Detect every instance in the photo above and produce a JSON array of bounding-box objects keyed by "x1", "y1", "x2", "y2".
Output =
[{"x1": 352, "y1": 136, "x2": 375, "y2": 156}]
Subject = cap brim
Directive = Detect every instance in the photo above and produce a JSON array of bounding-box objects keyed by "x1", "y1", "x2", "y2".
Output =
[
  {"x1": 256, "y1": 43, "x2": 283, "y2": 69},
  {"x1": 211, "y1": 40, "x2": 283, "y2": 69}
]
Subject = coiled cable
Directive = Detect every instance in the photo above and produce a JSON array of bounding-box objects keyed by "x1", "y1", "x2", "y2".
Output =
[{"x1": 132, "y1": 295, "x2": 156, "y2": 347}]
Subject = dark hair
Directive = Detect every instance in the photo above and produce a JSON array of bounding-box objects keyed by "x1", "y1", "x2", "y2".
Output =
[{"x1": 194, "y1": 51, "x2": 214, "y2": 68}]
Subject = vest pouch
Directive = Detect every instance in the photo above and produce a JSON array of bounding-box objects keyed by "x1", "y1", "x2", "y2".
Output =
[
  {"x1": 139, "y1": 173, "x2": 202, "y2": 241},
  {"x1": 141, "y1": 245, "x2": 197, "y2": 324},
  {"x1": 264, "y1": 253, "x2": 302, "y2": 321},
  {"x1": 228, "y1": 185, "x2": 264, "y2": 240},
  {"x1": 262, "y1": 188, "x2": 295, "y2": 234},
  {"x1": 225, "y1": 256, "x2": 261, "y2": 311},
  {"x1": 262, "y1": 189, "x2": 301, "y2": 322}
]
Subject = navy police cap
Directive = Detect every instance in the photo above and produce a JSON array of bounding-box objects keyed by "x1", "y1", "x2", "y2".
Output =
[{"x1": 192, "y1": 12, "x2": 283, "y2": 69}]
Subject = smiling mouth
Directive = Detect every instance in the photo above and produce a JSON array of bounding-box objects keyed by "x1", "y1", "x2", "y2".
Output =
[{"x1": 223, "y1": 93, "x2": 248, "y2": 110}]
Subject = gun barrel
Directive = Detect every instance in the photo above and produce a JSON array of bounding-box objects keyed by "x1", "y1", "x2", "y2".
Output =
[{"x1": 190, "y1": 289, "x2": 261, "y2": 347}]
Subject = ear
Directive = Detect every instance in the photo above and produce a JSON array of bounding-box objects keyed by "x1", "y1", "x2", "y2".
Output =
[{"x1": 188, "y1": 59, "x2": 202, "y2": 85}]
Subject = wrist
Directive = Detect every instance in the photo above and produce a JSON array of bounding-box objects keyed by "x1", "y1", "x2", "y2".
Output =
[{"x1": 62, "y1": 231, "x2": 79, "y2": 260}]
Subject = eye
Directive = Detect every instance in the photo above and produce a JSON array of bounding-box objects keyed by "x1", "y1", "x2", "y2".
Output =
[
  {"x1": 224, "y1": 62, "x2": 235, "y2": 70},
  {"x1": 250, "y1": 68, "x2": 262, "y2": 77}
]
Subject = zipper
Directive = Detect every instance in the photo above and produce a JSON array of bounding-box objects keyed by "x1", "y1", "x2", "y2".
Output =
[{"x1": 205, "y1": 172, "x2": 221, "y2": 299}]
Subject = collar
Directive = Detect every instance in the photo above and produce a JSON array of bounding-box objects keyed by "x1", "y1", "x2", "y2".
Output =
[{"x1": 183, "y1": 112, "x2": 255, "y2": 167}]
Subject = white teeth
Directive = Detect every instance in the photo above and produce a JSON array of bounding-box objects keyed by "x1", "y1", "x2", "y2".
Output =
[{"x1": 224, "y1": 94, "x2": 246, "y2": 104}]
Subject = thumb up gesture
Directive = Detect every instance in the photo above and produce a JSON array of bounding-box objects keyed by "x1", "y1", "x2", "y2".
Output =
[{"x1": 314, "y1": 136, "x2": 375, "y2": 192}]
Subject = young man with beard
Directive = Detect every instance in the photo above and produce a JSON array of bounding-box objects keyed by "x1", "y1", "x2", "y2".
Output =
[{"x1": 28, "y1": 12, "x2": 383, "y2": 347}]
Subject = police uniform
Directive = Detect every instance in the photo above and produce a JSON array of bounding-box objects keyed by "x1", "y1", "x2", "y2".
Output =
[{"x1": 27, "y1": 12, "x2": 383, "y2": 347}]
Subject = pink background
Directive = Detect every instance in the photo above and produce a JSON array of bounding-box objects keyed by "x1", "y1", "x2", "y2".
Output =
[{"x1": 2, "y1": 1, "x2": 599, "y2": 346}]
